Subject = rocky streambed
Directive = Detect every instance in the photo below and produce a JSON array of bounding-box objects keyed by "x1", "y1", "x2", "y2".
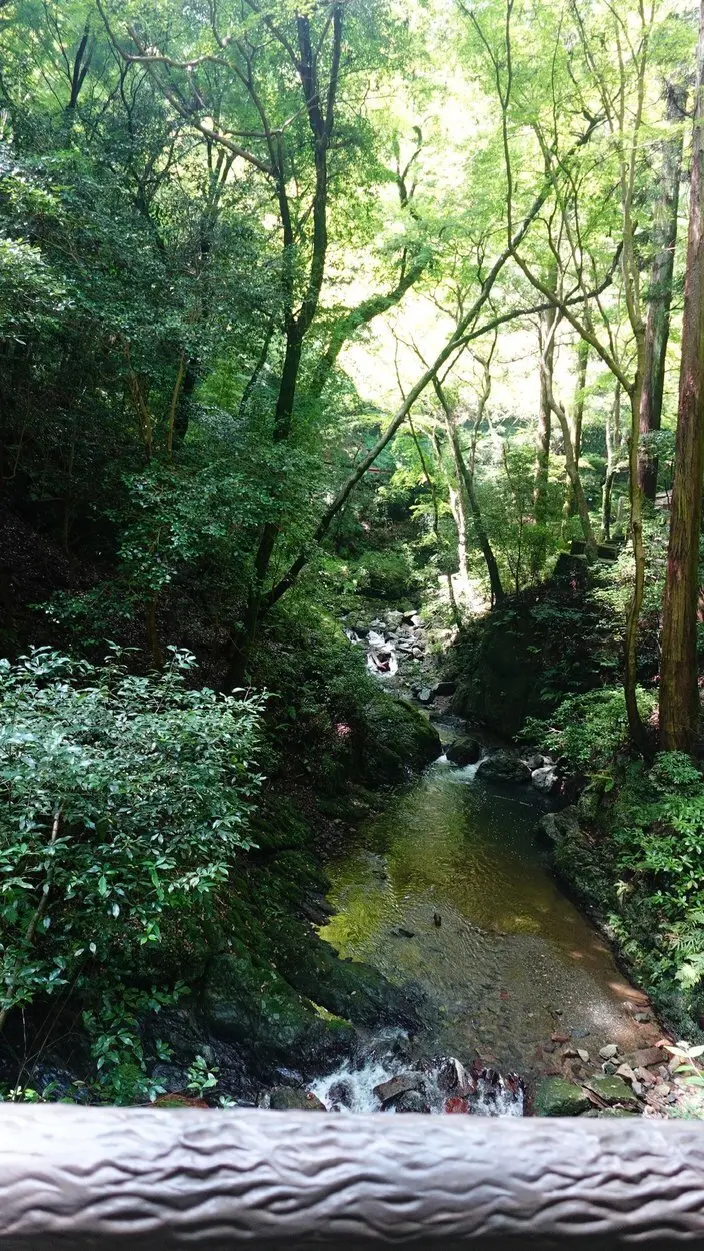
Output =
[{"x1": 309, "y1": 725, "x2": 686, "y2": 1120}]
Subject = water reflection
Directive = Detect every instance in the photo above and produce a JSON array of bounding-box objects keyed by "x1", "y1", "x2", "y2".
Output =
[{"x1": 320, "y1": 757, "x2": 652, "y2": 1074}]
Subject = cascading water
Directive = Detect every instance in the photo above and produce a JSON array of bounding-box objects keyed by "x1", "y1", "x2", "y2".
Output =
[{"x1": 308, "y1": 1031, "x2": 524, "y2": 1116}]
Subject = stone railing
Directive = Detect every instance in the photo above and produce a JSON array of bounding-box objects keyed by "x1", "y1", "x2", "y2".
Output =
[{"x1": 1, "y1": 1106, "x2": 703, "y2": 1248}]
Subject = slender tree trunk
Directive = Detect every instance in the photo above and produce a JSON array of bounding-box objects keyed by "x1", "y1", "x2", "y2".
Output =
[
  {"x1": 602, "y1": 385, "x2": 621, "y2": 541},
  {"x1": 462, "y1": 458, "x2": 506, "y2": 606},
  {"x1": 660, "y1": 14, "x2": 704, "y2": 752},
  {"x1": 562, "y1": 339, "x2": 589, "y2": 532},
  {"x1": 540, "y1": 324, "x2": 598, "y2": 561},
  {"x1": 638, "y1": 83, "x2": 686, "y2": 502},
  {"x1": 533, "y1": 267, "x2": 557, "y2": 540},
  {"x1": 448, "y1": 484, "x2": 470, "y2": 593},
  {"x1": 624, "y1": 371, "x2": 649, "y2": 754},
  {"x1": 434, "y1": 381, "x2": 505, "y2": 606}
]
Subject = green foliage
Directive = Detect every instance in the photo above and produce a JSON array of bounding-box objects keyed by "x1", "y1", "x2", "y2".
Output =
[
  {"x1": 353, "y1": 546, "x2": 420, "y2": 601},
  {"x1": 186, "y1": 1053, "x2": 219, "y2": 1097},
  {"x1": 538, "y1": 687, "x2": 704, "y2": 1026},
  {"x1": 0, "y1": 647, "x2": 263, "y2": 1031},
  {"x1": 83, "y1": 983, "x2": 183, "y2": 1104},
  {"x1": 526, "y1": 686, "x2": 657, "y2": 772},
  {"x1": 610, "y1": 753, "x2": 704, "y2": 995}
]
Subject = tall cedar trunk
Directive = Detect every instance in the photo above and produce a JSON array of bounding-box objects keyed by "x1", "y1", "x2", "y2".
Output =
[
  {"x1": 638, "y1": 83, "x2": 687, "y2": 501},
  {"x1": 562, "y1": 339, "x2": 588, "y2": 531},
  {"x1": 660, "y1": 10, "x2": 704, "y2": 752},
  {"x1": 533, "y1": 268, "x2": 557, "y2": 539}
]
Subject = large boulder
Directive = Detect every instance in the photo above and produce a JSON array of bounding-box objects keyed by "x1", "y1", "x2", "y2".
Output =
[
  {"x1": 476, "y1": 751, "x2": 531, "y2": 785},
  {"x1": 446, "y1": 736, "x2": 481, "y2": 767},
  {"x1": 538, "y1": 806, "x2": 581, "y2": 846},
  {"x1": 583, "y1": 1074, "x2": 639, "y2": 1108},
  {"x1": 361, "y1": 697, "x2": 441, "y2": 783},
  {"x1": 450, "y1": 572, "x2": 606, "y2": 737},
  {"x1": 432, "y1": 680, "x2": 457, "y2": 698},
  {"x1": 201, "y1": 948, "x2": 354, "y2": 1075}
]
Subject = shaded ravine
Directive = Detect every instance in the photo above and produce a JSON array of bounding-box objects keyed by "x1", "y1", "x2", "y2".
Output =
[{"x1": 315, "y1": 745, "x2": 661, "y2": 1087}]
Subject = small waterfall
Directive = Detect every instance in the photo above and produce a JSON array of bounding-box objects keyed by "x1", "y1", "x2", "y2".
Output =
[{"x1": 308, "y1": 1034, "x2": 524, "y2": 1117}]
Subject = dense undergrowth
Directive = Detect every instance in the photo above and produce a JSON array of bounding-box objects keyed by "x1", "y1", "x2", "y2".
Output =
[
  {"x1": 0, "y1": 566, "x2": 440, "y2": 1103},
  {"x1": 529, "y1": 689, "x2": 704, "y2": 1041}
]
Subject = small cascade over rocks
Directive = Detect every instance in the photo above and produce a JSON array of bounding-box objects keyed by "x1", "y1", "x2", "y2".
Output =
[
  {"x1": 344, "y1": 610, "x2": 435, "y2": 685},
  {"x1": 308, "y1": 1032, "x2": 525, "y2": 1117}
]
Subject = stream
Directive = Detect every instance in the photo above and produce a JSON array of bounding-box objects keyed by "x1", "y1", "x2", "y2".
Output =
[{"x1": 310, "y1": 734, "x2": 657, "y2": 1115}]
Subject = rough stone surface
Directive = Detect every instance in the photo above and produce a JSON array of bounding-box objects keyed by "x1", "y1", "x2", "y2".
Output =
[
  {"x1": 432, "y1": 680, "x2": 457, "y2": 698},
  {"x1": 584, "y1": 1075, "x2": 639, "y2": 1107},
  {"x1": 628, "y1": 1047, "x2": 668, "y2": 1069},
  {"x1": 476, "y1": 752, "x2": 532, "y2": 785},
  {"x1": 539, "y1": 806, "x2": 581, "y2": 846},
  {"x1": 533, "y1": 1077, "x2": 591, "y2": 1116},
  {"x1": 599, "y1": 1045, "x2": 619, "y2": 1061},
  {"x1": 446, "y1": 736, "x2": 481, "y2": 767},
  {"x1": 531, "y1": 766, "x2": 558, "y2": 793},
  {"x1": 374, "y1": 1073, "x2": 424, "y2": 1107},
  {"x1": 276, "y1": 933, "x2": 425, "y2": 1033},
  {"x1": 437, "y1": 1058, "x2": 475, "y2": 1098},
  {"x1": 394, "y1": 1090, "x2": 430, "y2": 1114},
  {"x1": 268, "y1": 1087, "x2": 326, "y2": 1112},
  {"x1": 201, "y1": 949, "x2": 354, "y2": 1073},
  {"x1": 525, "y1": 754, "x2": 545, "y2": 771},
  {"x1": 6, "y1": 1106, "x2": 704, "y2": 1247}
]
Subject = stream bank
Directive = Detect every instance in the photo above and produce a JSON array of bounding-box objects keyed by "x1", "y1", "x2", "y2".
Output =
[{"x1": 307, "y1": 731, "x2": 679, "y2": 1117}]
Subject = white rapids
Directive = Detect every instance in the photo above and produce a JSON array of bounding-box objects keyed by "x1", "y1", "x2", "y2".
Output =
[{"x1": 308, "y1": 1036, "x2": 524, "y2": 1117}]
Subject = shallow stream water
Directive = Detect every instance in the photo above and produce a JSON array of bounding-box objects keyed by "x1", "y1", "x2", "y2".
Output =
[{"x1": 317, "y1": 746, "x2": 654, "y2": 1086}]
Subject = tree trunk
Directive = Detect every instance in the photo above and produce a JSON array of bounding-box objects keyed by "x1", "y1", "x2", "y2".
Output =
[
  {"x1": 602, "y1": 385, "x2": 621, "y2": 542},
  {"x1": 434, "y1": 381, "x2": 506, "y2": 607},
  {"x1": 448, "y1": 483, "x2": 470, "y2": 594},
  {"x1": 562, "y1": 339, "x2": 589, "y2": 532},
  {"x1": 539, "y1": 325, "x2": 598, "y2": 561},
  {"x1": 624, "y1": 376, "x2": 649, "y2": 754},
  {"x1": 638, "y1": 83, "x2": 687, "y2": 502},
  {"x1": 533, "y1": 268, "x2": 557, "y2": 540},
  {"x1": 660, "y1": 12, "x2": 704, "y2": 753}
]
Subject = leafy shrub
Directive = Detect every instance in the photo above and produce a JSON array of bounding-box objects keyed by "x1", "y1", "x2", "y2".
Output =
[
  {"x1": 525, "y1": 685, "x2": 657, "y2": 772},
  {"x1": 0, "y1": 647, "x2": 264, "y2": 1039},
  {"x1": 611, "y1": 753, "x2": 704, "y2": 994}
]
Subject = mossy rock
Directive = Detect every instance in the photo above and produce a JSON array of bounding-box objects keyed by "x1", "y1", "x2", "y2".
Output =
[
  {"x1": 201, "y1": 946, "x2": 355, "y2": 1075},
  {"x1": 450, "y1": 577, "x2": 606, "y2": 737},
  {"x1": 361, "y1": 697, "x2": 441, "y2": 782},
  {"x1": 446, "y1": 736, "x2": 481, "y2": 766},
  {"x1": 533, "y1": 1077, "x2": 591, "y2": 1116},
  {"x1": 584, "y1": 1075, "x2": 639, "y2": 1107},
  {"x1": 277, "y1": 932, "x2": 425, "y2": 1031}
]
